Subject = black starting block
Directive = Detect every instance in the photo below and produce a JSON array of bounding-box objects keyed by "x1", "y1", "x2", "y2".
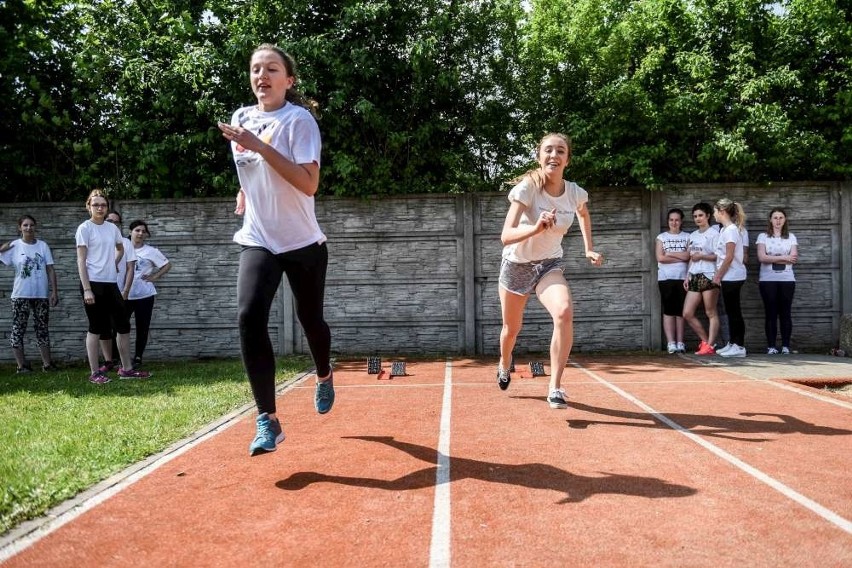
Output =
[
  {"x1": 390, "y1": 361, "x2": 407, "y2": 377},
  {"x1": 529, "y1": 361, "x2": 546, "y2": 377},
  {"x1": 367, "y1": 356, "x2": 382, "y2": 375}
]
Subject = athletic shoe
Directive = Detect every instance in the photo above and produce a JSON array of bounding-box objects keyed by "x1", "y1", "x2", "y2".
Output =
[
  {"x1": 720, "y1": 344, "x2": 746, "y2": 358},
  {"x1": 667, "y1": 342, "x2": 677, "y2": 354},
  {"x1": 315, "y1": 374, "x2": 335, "y2": 414},
  {"x1": 98, "y1": 360, "x2": 116, "y2": 373},
  {"x1": 781, "y1": 347, "x2": 791, "y2": 355},
  {"x1": 89, "y1": 371, "x2": 111, "y2": 384},
  {"x1": 118, "y1": 367, "x2": 151, "y2": 379},
  {"x1": 766, "y1": 347, "x2": 779, "y2": 355},
  {"x1": 16, "y1": 364, "x2": 32, "y2": 374},
  {"x1": 497, "y1": 368, "x2": 511, "y2": 390},
  {"x1": 249, "y1": 412, "x2": 285, "y2": 456},
  {"x1": 716, "y1": 342, "x2": 733, "y2": 356},
  {"x1": 42, "y1": 363, "x2": 60, "y2": 372},
  {"x1": 676, "y1": 342, "x2": 686, "y2": 353},
  {"x1": 133, "y1": 356, "x2": 143, "y2": 369},
  {"x1": 547, "y1": 388, "x2": 568, "y2": 409},
  {"x1": 695, "y1": 341, "x2": 716, "y2": 356}
]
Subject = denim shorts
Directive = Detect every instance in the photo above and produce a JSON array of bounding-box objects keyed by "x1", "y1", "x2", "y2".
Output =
[{"x1": 499, "y1": 257, "x2": 564, "y2": 296}]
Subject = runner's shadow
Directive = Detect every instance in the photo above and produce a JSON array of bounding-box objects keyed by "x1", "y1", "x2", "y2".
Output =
[
  {"x1": 566, "y1": 401, "x2": 852, "y2": 441},
  {"x1": 276, "y1": 436, "x2": 696, "y2": 504}
]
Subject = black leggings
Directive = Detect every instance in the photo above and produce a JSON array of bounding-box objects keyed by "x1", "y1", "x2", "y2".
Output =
[
  {"x1": 126, "y1": 295, "x2": 156, "y2": 358},
  {"x1": 759, "y1": 281, "x2": 795, "y2": 348},
  {"x1": 238, "y1": 243, "x2": 331, "y2": 415},
  {"x1": 720, "y1": 280, "x2": 745, "y2": 346}
]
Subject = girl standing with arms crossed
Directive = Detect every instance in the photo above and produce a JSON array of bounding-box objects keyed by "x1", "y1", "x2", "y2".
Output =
[
  {"x1": 218, "y1": 44, "x2": 333, "y2": 456},
  {"x1": 655, "y1": 208, "x2": 689, "y2": 353},
  {"x1": 756, "y1": 208, "x2": 797, "y2": 354},
  {"x1": 712, "y1": 198, "x2": 748, "y2": 358},
  {"x1": 497, "y1": 133, "x2": 603, "y2": 409},
  {"x1": 682, "y1": 203, "x2": 720, "y2": 355}
]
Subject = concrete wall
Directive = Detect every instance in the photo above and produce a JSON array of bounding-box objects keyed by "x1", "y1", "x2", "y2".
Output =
[{"x1": 1, "y1": 181, "x2": 848, "y2": 363}]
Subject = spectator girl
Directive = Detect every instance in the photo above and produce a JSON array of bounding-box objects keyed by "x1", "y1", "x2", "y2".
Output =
[
  {"x1": 0, "y1": 215, "x2": 59, "y2": 372},
  {"x1": 75, "y1": 190, "x2": 150, "y2": 383},
  {"x1": 497, "y1": 132, "x2": 604, "y2": 409},
  {"x1": 100, "y1": 209, "x2": 136, "y2": 371},
  {"x1": 682, "y1": 203, "x2": 720, "y2": 355},
  {"x1": 756, "y1": 208, "x2": 797, "y2": 354},
  {"x1": 655, "y1": 208, "x2": 689, "y2": 353},
  {"x1": 218, "y1": 44, "x2": 333, "y2": 456},
  {"x1": 712, "y1": 198, "x2": 748, "y2": 357},
  {"x1": 126, "y1": 219, "x2": 171, "y2": 367}
]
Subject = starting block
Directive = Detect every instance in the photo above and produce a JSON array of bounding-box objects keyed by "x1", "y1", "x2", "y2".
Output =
[
  {"x1": 367, "y1": 356, "x2": 382, "y2": 375},
  {"x1": 390, "y1": 361, "x2": 407, "y2": 377},
  {"x1": 528, "y1": 361, "x2": 546, "y2": 377}
]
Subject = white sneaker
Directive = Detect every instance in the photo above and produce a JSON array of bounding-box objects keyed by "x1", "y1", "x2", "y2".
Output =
[
  {"x1": 781, "y1": 347, "x2": 791, "y2": 354},
  {"x1": 720, "y1": 344, "x2": 746, "y2": 358},
  {"x1": 667, "y1": 342, "x2": 677, "y2": 354},
  {"x1": 676, "y1": 342, "x2": 686, "y2": 353},
  {"x1": 716, "y1": 343, "x2": 733, "y2": 355},
  {"x1": 766, "y1": 347, "x2": 779, "y2": 355}
]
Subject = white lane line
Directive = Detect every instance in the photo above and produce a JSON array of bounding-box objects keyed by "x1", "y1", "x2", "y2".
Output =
[
  {"x1": 572, "y1": 361, "x2": 852, "y2": 535},
  {"x1": 429, "y1": 359, "x2": 453, "y2": 568}
]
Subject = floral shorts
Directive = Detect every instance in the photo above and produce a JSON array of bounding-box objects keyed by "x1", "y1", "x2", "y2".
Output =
[{"x1": 687, "y1": 273, "x2": 719, "y2": 293}]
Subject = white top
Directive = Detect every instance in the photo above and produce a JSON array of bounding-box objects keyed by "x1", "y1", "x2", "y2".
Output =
[
  {"x1": 656, "y1": 231, "x2": 689, "y2": 280},
  {"x1": 129, "y1": 244, "x2": 170, "y2": 299},
  {"x1": 687, "y1": 226, "x2": 719, "y2": 277},
  {"x1": 75, "y1": 220, "x2": 123, "y2": 283},
  {"x1": 230, "y1": 103, "x2": 325, "y2": 254},
  {"x1": 502, "y1": 179, "x2": 588, "y2": 263},
  {"x1": 715, "y1": 224, "x2": 747, "y2": 281},
  {"x1": 756, "y1": 232, "x2": 797, "y2": 282},
  {"x1": 0, "y1": 239, "x2": 54, "y2": 299},
  {"x1": 116, "y1": 237, "x2": 137, "y2": 293}
]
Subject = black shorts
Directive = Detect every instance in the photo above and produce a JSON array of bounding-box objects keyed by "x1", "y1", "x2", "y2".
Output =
[
  {"x1": 658, "y1": 279, "x2": 686, "y2": 317},
  {"x1": 81, "y1": 281, "x2": 131, "y2": 336}
]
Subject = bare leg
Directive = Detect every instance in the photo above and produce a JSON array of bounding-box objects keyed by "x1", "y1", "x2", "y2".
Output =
[
  {"x1": 682, "y1": 291, "x2": 708, "y2": 343},
  {"x1": 675, "y1": 316, "x2": 685, "y2": 344},
  {"x1": 498, "y1": 285, "x2": 528, "y2": 372},
  {"x1": 38, "y1": 344, "x2": 52, "y2": 367},
  {"x1": 662, "y1": 315, "x2": 677, "y2": 344},
  {"x1": 86, "y1": 332, "x2": 100, "y2": 373},
  {"x1": 535, "y1": 271, "x2": 574, "y2": 392},
  {"x1": 116, "y1": 333, "x2": 133, "y2": 370},
  {"x1": 703, "y1": 288, "x2": 720, "y2": 346}
]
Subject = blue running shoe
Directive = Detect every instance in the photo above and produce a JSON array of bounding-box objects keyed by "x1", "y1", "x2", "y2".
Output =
[
  {"x1": 315, "y1": 374, "x2": 335, "y2": 414},
  {"x1": 249, "y1": 413, "x2": 285, "y2": 456}
]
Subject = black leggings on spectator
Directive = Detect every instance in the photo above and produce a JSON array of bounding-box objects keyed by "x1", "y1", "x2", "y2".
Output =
[
  {"x1": 126, "y1": 295, "x2": 156, "y2": 359},
  {"x1": 721, "y1": 280, "x2": 745, "y2": 346},
  {"x1": 238, "y1": 243, "x2": 331, "y2": 416},
  {"x1": 759, "y1": 281, "x2": 795, "y2": 348}
]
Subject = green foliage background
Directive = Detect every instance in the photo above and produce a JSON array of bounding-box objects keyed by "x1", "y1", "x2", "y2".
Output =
[{"x1": 0, "y1": 0, "x2": 849, "y2": 202}]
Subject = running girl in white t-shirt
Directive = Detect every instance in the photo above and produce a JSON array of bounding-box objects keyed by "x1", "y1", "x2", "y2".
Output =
[{"x1": 497, "y1": 132, "x2": 604, "y2": 409}]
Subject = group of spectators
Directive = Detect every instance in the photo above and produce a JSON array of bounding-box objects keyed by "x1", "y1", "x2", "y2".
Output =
[
  {"x1": 0, "y1": 193, "x2": 171, "y2": 382},
  {"x1": 656, "y1": 201, "x2": 798, "y2": 357}
]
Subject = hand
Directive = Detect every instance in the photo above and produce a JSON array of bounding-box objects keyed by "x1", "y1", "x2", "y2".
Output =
[
  {"x1": 235, "y1": 188, "x2": 246, "y2": 215},
  {"x1": 0, "y1": 241, "x2": 13, "y2": 253},
  {"x1": 218, "y1": 122, "x2": 263, "y2": 153},
  {"x1": 83, "y1": 290, "x2": 95, "y2": 305},
  {"x1": 690, "y1": 251, "x2": 702, "y2": 262},
  {"x1": 50, "y1": 291, "x2": 59, "y2": 307},
  {"x1": 586, "y1": 251, "x2": 604, "y2": 267},
  {"x1": 536, "y1": 208, "x2": 557, "y2": 232},
  {"x1": 788, "y1": 252, "x2": 798, "y2": 264}
]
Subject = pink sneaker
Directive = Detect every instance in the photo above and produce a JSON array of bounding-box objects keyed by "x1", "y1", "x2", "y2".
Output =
[
  {"x1": 89, "y1": 371, "x2": 111, "y2": 384},
  {"x1": 118, "y1": 367, "x2": 151, "y2": 379}
]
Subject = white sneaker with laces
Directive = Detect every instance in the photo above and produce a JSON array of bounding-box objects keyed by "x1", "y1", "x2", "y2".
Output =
[
  {"x1": 766, "y1": 347, "x2": 779, "y2": 355},
  {"x1": 716, "y1": 343, "x2": 733, "y2": 356},
  {"x1": 720, "y1": 344, "x2": 747, "y2": 358},
  {"x1": 667, "y1": 342, "x2": 677, "y2": 354},
  {"x1": 547, "y1": 388, "x2": 568, "y2": 409},
  {"x1": 781, "y1": 346, "x2": 791, "y2": 354},
  {"x1": 676, "y1": 342, "x2": 686, "y2": 353}
]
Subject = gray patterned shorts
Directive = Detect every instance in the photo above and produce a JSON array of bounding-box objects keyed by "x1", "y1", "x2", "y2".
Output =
[{"x1": 499, "y1": 257, "x2": 564, "y2": 296}]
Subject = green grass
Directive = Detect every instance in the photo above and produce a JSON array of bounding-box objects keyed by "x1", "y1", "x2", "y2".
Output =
[{"x1": 0, "y1": 356, "x2": 310, "y2": 535}]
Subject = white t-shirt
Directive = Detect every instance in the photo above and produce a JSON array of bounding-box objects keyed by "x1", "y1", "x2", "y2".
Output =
[
  {"x1": 75, "y1": 220, "x2": 123, "y2": 283},
  {"x1": 687, "y1": 226, "x2": 719, "y2": 277},
  {"x1": 656, "y1": 231, "x2": 689, "y2": 280},
  {"x1": 502, "y1": 179, "x2": 588, "y2": 263},
  {"x1": 756, "y1": 233, "x2": 797, "y2": 282},
  {"x1": 230, "y1": 103, "x2": 326, "y2": 254},
  {"x1": 715, "y1": 224, "x2": 747, "y2": 281},
  {"x1": 0, "y1": 239, "x2": 54, "y2": 299},
  {"x1": 129, "y1": 244, "x2": 170, "y2": 300},
  {"x1": 116, "y1": 237, "x2": 137, "y2": 293}
]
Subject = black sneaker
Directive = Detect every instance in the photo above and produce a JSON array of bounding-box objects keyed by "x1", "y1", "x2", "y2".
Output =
[
  {"x1": 497, "y1": 368, "x2": 511, "y2": 391},
  {"x1": 547, "y1": 388, "x2": 568, "y2": 409},
  {"x1": 16, "y1": 363, "x2": 33, "y2": 374},
  {"x1": 42, "y1": 363, "x2": 60, "y2": 372},
  {"x1": 132, "y1": 356, "x2": 143, "y2": 369}
]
